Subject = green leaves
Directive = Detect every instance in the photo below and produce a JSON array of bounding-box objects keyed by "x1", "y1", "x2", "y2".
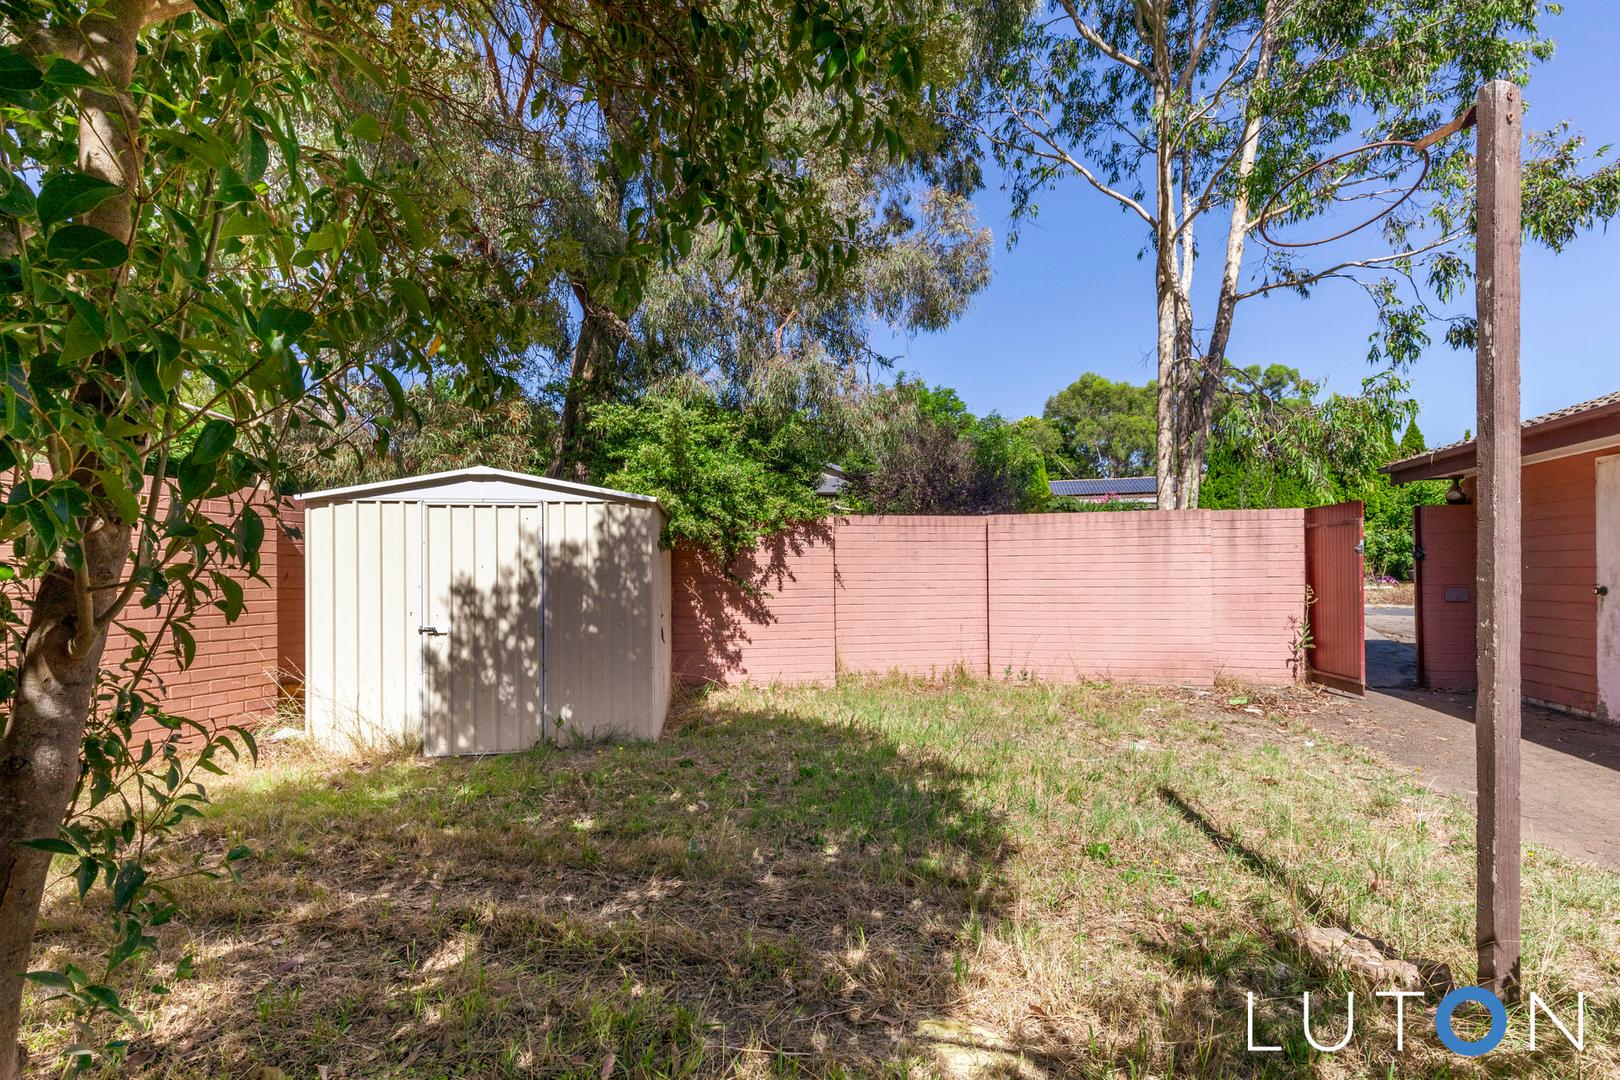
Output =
[
  {"x1": 0, "y1": 43, "x2": 43, "y2": 97},
  {"x1": 37, "y1": 172, "x2": 124, "y2": 228},
  {"x1": 45, "y1": 224, "x2": 128, "y2": 269},
  {"x1": 190, "y1": 419, "x2": 236, "y2": 464},
  {"x1": 22, "y1": 836, "x2": 79, "y2": 856}
]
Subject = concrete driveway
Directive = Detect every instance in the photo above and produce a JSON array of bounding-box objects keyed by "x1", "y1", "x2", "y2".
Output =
[{"x1": 1305, "y1": 604, "x2": 1620, "y2": 870}]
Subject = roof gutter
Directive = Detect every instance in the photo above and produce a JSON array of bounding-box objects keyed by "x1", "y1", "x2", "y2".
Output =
[{"x1": 1384, "y1": 396, "x2": 1620, "y2": 484}]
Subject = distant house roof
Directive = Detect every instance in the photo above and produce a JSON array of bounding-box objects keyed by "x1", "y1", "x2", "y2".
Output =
[
  {"x1": 1049, "y1": 476, "x2": 1158, "y2": 498},
  {"x1": 816, "y1": 464, "x2": 848, "y2": 497},
  {"x1": 1384, "y1": 390, "x2": 1620, "y2": 483}
]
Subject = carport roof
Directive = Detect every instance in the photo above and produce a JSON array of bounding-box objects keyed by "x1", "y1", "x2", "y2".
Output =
[
  {"x1": 296, "y1": 466, "x2": 661, "y2": 507},
  {"x1": 1383, "y1": 390, "x2": 1620, "y2": 483}
]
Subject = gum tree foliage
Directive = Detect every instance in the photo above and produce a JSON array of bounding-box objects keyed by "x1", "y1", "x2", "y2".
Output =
[
  {"x1": 1041, "y1": 372, "x2": 1155, "y2": 478},
  {"x1": 1360, "y1": 421, "x2": 1446, "y2": 580},
  {"x1": 591, "y1": 378, "x2": 835, "y2": 564},
  {"x1": 842, "y1": 379, "x2": 1051, "y2": 514},
  {"x1": 0, "y1": 0, "x2": 935, "y2": 1070},
  {"x1": 974, "y1": 0, "x2": 1620, "y2": 508},
  {"x1": 451, "y1": 0, "x2": 979, "y2": 481}
]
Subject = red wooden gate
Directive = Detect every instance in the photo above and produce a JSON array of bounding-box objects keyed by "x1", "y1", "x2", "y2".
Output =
[{"x1": 1305, "y1": 501, "x2": 1366, "y2": 694}]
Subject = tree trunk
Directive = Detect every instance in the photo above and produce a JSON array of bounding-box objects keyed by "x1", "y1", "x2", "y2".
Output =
[
  {"x1": 0, "y1": 527, "x2": 131, "y2": 1080},
  {"x1": 1180, "y1": 2, "x2": 1277, "y2": 511},
  {"x1": 1151, "y1": 76, "x2": 1179, "y2": 509},
  {"x1": 1, "y1": 3, "x2": 144, "y2": 1073},
  {"x1": 549, "y1": 279, "x2": 600, "y2": 480}
]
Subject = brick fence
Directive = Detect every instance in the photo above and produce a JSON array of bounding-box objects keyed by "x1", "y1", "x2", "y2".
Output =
[
  {"x1": 33, "y1": 506, "x2": 1306, "y2": 736},
  {"x1": 673, "y1": 510, "x2": 1308, "y2": 687},
  {"x1": 3, "y1": 492, "x2": 306, "y2": 740},
  {"x1": 106, "y1": 497, "x2": 306, "y2": 739}
]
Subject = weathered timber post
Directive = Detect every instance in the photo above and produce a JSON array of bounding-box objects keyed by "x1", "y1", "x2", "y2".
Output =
[{"x1": 1473, "y1": 78, "x2": 1523, "y2": 1001}]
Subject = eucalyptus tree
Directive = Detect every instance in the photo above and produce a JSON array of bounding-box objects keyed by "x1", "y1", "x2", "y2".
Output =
[
  {"x1": 0, "y1": 0, "x2": 936, "y2": 1070},
  {"x1": 978, "y1": 0, "x2": 1620, "y2": 507}
]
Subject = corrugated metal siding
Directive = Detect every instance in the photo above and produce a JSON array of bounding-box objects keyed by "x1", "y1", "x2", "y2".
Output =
[
  {"x1": 305, "y1": 501, "x2": 422, "y2": 749},
  {"x1": 544, "y1": 501, "x2": 666, "y2": 741},
  {"x1": 835, "y1": 516, "x2": 988, "y2": 677},
  {"x1": 422, "y1": 503, "x2": 541, "y2": 755},
  {"x1": 307, "y1": 495, "x2": 669, "y2": 752}
]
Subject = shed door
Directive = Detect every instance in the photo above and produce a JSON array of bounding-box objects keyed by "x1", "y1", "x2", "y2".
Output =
[
  {"x1": 1599, "y1": 457, "x2": 1620, "y2": 720},
  {"x1": 420, "y1": 503, "x2": 545, "y2": 755},
  {"x1": 1305, "y1": 501, "x2": 1366, "y2": 695}
]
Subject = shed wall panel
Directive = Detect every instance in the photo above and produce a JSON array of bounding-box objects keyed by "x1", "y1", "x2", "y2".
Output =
[
  {"x1": 306, "y1": 501, "x2": 421, "y2": 748},
  {"x1": 545, "y1": 501, "x2": 666, "y2": 740}
]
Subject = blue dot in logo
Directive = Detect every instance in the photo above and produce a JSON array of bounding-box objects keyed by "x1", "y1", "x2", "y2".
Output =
[{"x1": 1435, "y1": 986, "x2": 1508, "y2": 1057}]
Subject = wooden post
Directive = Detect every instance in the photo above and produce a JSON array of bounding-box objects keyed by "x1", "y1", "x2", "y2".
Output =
[{"x1": 1474, "y1": 79, "x2": 1522, "y2": 1001}]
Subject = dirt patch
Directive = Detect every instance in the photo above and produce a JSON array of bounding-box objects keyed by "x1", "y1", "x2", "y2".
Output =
[{"x1": 1365, "y1": 579, "x2": 1415, "y2": 605}]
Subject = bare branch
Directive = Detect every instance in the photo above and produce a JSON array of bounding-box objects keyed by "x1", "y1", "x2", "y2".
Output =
[
  {"x1": 993, "y1": 96, "x2": 1156, "y2": 226},
  {"x1": 1234, "y1": 230, "x2": 1469, "y2": 301}
]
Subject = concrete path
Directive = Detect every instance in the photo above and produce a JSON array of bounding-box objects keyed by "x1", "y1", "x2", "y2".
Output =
[{"x1": 1304, "y1": 607, "x2": 1620, "y2": 869}]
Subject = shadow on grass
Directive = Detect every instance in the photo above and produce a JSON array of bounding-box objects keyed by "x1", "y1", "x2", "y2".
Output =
[
  {"x1": 31, "y1": 694, "x2": 1010, "y2": 1078},
  {"x1": 1108, "y1": 786, "x2": 1586, "y2": 1079}
]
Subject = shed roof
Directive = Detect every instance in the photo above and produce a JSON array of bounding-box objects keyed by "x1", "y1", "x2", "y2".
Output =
[
  {"x1": 1384, "y1": 390, "x2": 1620, "y2": 483},
  {"x1": 1049, "y1": 476, "x2": 1158, "y2": 498},
  {"x1": 296, "y1": 466, "x2": 661, "y2": 507}
]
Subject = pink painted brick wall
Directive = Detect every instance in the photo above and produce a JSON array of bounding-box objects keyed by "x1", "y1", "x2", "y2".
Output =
[
  {"x1": 988, "y1": 512, "x2": 1212, "y2": 682},
  {"x1": 671, "y1": 525, "x2": 836, "y2": 684},
  {"x1": 673, "y1": 511, "x2": 1307, "y2": 688},
  {"x1": 835, "y1": 516, "x2": 989, "y2": 677},
  {"x1": 1209, "y1": 510, "x2": 1310, "y2": 683},
  {"x1": 100, "y1": 493, "x2": 305, "y2": 742}
]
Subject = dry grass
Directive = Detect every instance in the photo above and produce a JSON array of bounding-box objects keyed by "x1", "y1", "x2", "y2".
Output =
[
  {"x1": 20, "y1": 678, "x2": 1620, "y2": 1078},
  {"x1": 1365, "y1": 580, "x2": 1416, "y2": 606}
]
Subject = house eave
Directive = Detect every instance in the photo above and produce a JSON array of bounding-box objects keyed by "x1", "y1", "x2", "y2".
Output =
[{"x1": 1383, "y1": 398, "x2": 1620, "y2": 483}]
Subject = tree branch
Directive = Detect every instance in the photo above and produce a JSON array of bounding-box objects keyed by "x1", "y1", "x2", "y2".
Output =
[
  {"x1": 1055, "y1": 0, "x2": 1151, "y2": 76},
  {"x1": 1234, "y1": 230, "x2": 1469, "y2": 301}
]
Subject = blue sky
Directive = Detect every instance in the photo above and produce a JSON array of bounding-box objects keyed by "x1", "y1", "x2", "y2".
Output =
[{"x1": 871, "y1": 4, "x2": 1620, "y2": 448}]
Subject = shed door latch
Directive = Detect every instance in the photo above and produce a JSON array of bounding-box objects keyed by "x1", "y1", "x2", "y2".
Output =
[{"x1": 418, "y1": 624, "x2": 452, "y2": 636}]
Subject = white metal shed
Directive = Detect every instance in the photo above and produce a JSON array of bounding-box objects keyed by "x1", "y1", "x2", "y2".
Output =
[{"x1": 297, "y1": 467, "x2": 671, "y2": 754}]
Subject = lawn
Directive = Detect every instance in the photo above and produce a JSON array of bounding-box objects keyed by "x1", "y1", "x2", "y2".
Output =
[{"x1": 21, "y1": 678, "x2": 1620, "y2": 1078}]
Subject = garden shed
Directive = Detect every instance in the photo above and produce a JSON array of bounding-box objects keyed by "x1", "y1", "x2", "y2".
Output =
[{"x1": 298, "y1": 467, "x2": 671, "y2": 754}]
